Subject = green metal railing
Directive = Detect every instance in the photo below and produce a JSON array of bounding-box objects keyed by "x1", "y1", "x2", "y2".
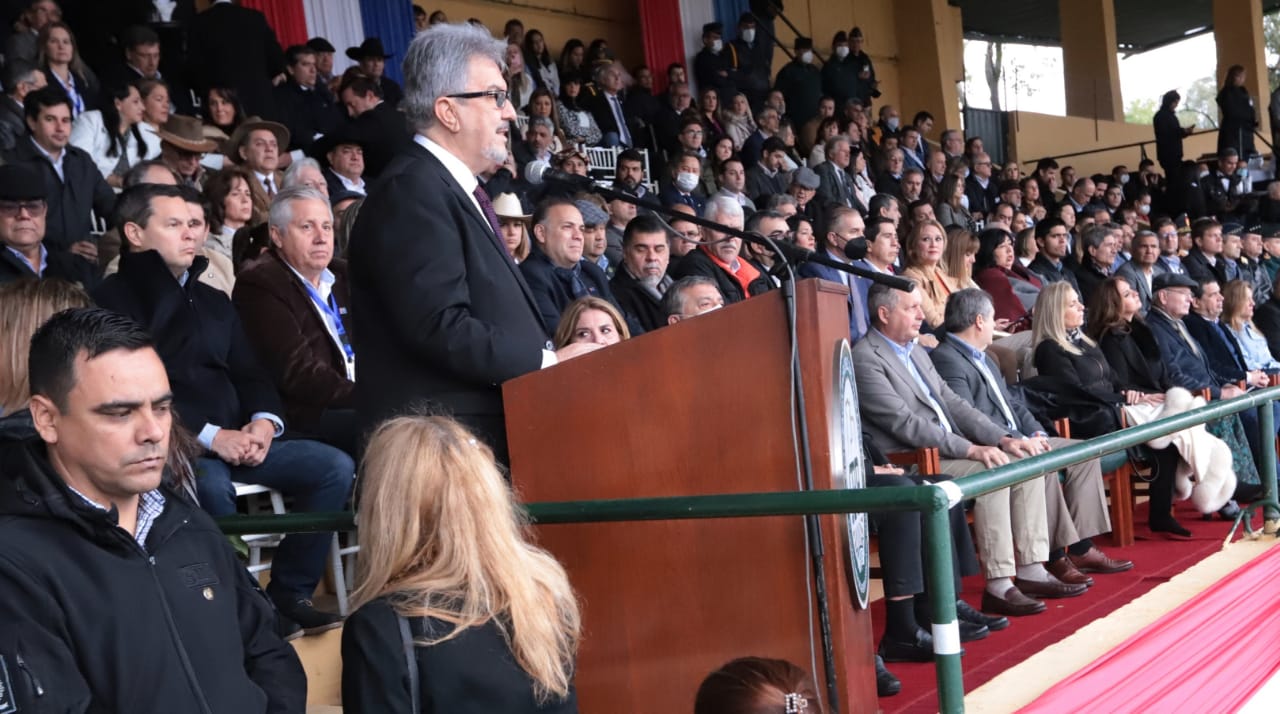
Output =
[{"x1": 216, "y1": 387, "x2": 1280, "y2": 713}]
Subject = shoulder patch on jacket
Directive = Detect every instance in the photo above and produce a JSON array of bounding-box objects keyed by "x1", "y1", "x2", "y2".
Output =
[
  {"x1": 0, "y1": 655, "x2": 17, "y2": 714},
  {"x1": 178, "y1": 562, "x2": 220, "y2": 589}
]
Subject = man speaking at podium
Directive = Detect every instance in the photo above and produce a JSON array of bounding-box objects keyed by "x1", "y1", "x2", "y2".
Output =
[{"x1": 348, "y1": 23, "x2": 598, "y2": 462}]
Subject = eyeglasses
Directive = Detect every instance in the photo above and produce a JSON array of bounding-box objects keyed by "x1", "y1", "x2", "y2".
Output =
[
  {"x1": 446, "y1": 90, "x2": 509, "y2": 108},
  {"x1": 0, "y1": 200, "x2": 46, "y2": 218}
]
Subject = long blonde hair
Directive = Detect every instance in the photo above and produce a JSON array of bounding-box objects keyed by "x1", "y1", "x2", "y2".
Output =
[
  {"x1": 1222, "y1": 279, "x2": 1254, "y2": 332},
  {"x1": 352, "y1": 415, "x2": 580, "y2": 702},
  {"x1": 1031, "y1": 281, "x2": 1093, "y2": 357},
  {"x1": 0, "y1": 279, "x2": 92, "y2": 413},
  {"x1": 943, "y1": 226, "x2": 978, "y2": 289}
]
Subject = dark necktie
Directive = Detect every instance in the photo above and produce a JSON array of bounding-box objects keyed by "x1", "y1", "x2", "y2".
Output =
[
  {"x1": 264, "y1": 177, "x2": 275, "y2": 198},
  {"x1": 472, "y1": 184, "x2": 513, "y2": 259}
]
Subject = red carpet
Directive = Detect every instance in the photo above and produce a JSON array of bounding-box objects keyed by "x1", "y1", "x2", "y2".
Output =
[{"x1": 874, "y1": 499, "x2": 1245, "y2": 713}]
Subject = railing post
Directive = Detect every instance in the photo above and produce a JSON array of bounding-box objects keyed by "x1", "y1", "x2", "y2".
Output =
[
  {"x1": 1260, "y1": 401, "x2": 1277, "y2": 521},
  {"x1": 924, "y1": 492, "x2": 964, "y2": 713}
]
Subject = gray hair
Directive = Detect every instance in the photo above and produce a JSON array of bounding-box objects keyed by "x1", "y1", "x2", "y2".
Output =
[
  {"x1": 402, "y1": 22, "x2": 507, "y2": 132},
  {"x1": 268, "y1": 186, "x2": 331, "y2": 231},
  {"x1": 703, "y1": 194, "x2": 743, "y2": 223},
  {"x1": 824, "y1": 134, "x2": 850, "y2": 155},
  {"x1": 283, "y1": 157, "x2": 324, "y2": 188},
  {"x1": 765, "y1": 193, "x2": 798, "y2": 210},
  {"x1": 1081, "y1": 222, "x2": 1118, "y2": 252},
  {"x1": 527, "y1": 116, "x2": 554, "y2": 134},
  {"x1": 663, "y1": 275, "x2": 718, "y2": 318},
  {"x1": 867, "y1": 282, "x2": 903, "y2": 327},
  {"x1": 942, "y1": 288, "x2": 994, "y2": 334}
]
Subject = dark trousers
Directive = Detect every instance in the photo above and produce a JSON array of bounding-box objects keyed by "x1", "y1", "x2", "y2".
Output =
[
  {"x1": 196, "y1": 438, "x2": 354, "y2": 602},
  {"x1": 869, "y1": 472, "x2": 980, "y2": 599}
]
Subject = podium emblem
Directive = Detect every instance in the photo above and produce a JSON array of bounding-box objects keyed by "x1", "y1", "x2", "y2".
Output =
[{"x1": 834, "y1": 339, "x2": 871, "y2": 609}]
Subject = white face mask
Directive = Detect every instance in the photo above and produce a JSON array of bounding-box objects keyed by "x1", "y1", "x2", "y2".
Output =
[
  {"x1": 711, "y1": 39, "x2": 723, "y2": 53},
  {"x1": 1140, "y1": 204, "x2": 1151, "y2": 215},
  {"x1": 741, "y1": 29, "x2": 756, "y2": 43},
  {"x1": 1119, "y1": 173, "x2": 1129, "y2": 185},
  {"x1": 676, "y1": 171, "x2": 700, "y2": 192},
  {"x1": 835, "y1": 45, "x2": 850, "y2": 59},
  {"x1": 801, "y1": 51, "x2": 814, "y2": 64},
  {"x1": 1199, "y1": 170, "x2": 1210, "y2": 180},
  {"x1": 959, "y1": 194, "x2": 970, "y2": 210},
  {"x1": 886, "y1": 117, "x2": 900, "y2": 131}
]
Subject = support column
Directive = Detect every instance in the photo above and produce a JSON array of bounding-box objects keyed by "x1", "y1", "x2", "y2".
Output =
[
  {"x1": 1213, "y1": 0, "x2": 1271, "y2": 146},
  {"x1": 894, "y1": 0, "x2": 963, "y2": 134},
  {"x1": 1059, "y1": 0, "x2": 1123, "y2": 121}
]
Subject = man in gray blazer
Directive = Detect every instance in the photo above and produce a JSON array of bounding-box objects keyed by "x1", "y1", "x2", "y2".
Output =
[
  {"x1": 930, "y1": 289, "x2": 1134, "y2": 585},
  {"x1": 854, "y1": 283, "x2": 1084, "y2": 619},
  {"x1": 1115, "y1": 230, "x2": 1166, "y2": 314}
]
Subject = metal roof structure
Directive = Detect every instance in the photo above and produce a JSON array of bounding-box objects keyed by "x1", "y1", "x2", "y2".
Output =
[{"x1": 954, "y1": 0, "x2": 1280, "y2": 55}]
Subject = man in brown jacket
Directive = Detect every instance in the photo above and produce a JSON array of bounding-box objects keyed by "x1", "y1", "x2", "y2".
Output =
[{"x1": 233, "y1": 185, "x2": 356, "y2": 456}]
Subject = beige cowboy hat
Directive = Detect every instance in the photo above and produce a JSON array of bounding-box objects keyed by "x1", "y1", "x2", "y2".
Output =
[
  {"x1": 156, "y1": 115, "x2": 219, "y2": 153},
  {"x1": 492, "y1": 193, "x2": 530, "y2": 221},
  {"x1": 225, "y1": 116, "x2": 291, "y2": 164}
]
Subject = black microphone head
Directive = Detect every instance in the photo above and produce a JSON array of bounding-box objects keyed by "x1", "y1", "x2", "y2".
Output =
[
  {"x1": 843, "y1": 237, "x2": 868, "y2": 261},
  {"x1": 524, "y1": 159, "x2": 551, "y2": 185}
]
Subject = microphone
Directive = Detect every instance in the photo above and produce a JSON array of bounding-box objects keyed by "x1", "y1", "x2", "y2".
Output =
[
  {"x1": 524, "y1": 160, "x2": 596, "y2": 190},
  {"x1": 843, "y1": 238, "x2": 868, "y2": 261}
]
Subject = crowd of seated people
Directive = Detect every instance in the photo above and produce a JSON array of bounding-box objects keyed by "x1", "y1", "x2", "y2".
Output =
[{"x1": 5, "y1": 1, "x2": 1280, "y2": 711}]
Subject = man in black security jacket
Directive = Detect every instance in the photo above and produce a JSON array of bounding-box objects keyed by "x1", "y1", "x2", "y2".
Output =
[
  {"x1": 670, "y1": 194, "x2": 773, "y2": 304},
  {"x1": 0, "y1": 307, "x2": 306, "y2": 713},
  {"x1": 94, "y1": 184, "x2": 354, "y2": 637},
  {"x1": 348, "y1": 24, "x2": 600, "y2": 464},
  {"x1": 270, "y1": 44, "x2": 343, "y2": 158},
  {"x1": 4, "y1": 86, "x2": 115, "y2": 264}
]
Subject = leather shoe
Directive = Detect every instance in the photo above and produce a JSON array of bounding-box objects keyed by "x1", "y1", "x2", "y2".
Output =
[
  {"x1": 1011, "y1": 576, "x2": 1087, "y2": 599},
  {"x1": 875, "y1": 655, "x2": 901, "y2": 697},
  {"x1": 956, "y1": 598, "x2": 1008, "y2": 631},
  {"x1": 879, "y1": 628, "x2": 951, "y2": 663},
  {"x1": 959, "y1": 620, "x2": 989, "y2": 642},
  {"x1": 274, "y1": 598, "x2": 343, "y2": 636},
  {"x1": 1235, "y1": 483, "x2": 1264, "y2": 503},
  {"x1": 1213, "y1": 500, "x2": 1242, "y2": 520},
  {"x1": 1068, "y1": 547, "x2": 1133, "y2": 575},
  {"x1": 981, "y1": 586, "x2": 1046, "y2": 616},
  {"x1": 1150, "y1": 516, "x2": 1192, "y2": 538},
  {"x1": 1046, "y1": 556, "x2": 1094, "y2": 586}
]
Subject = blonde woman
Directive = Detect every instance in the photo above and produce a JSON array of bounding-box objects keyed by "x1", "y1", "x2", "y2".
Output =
[
  {"x1": 552, "y1": 296, "x2": 630, "y2": 349},
  {"x1": 900, "y1": 219, "x2": 950, "y2": 328},
  {"x1": 1222, "y1": 279, "x2": 1280, "y2": 372},
  {"x1": 942, "y1": 226, "x2": 978, "y2": 291},
  {"x1": 0, "y1": 279, "x2": 91, "y2": 415},
  {"x1": 342, "y1": 416, "x2": 580, "y2": 713}
]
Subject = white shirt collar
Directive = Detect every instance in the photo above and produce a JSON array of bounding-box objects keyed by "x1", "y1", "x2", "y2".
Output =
[
  {"x1": 285, "y1": 261, "x2": 335, "y2": 299},
  {"x1": 414, "y1": 134, "x2": 478, "y2": 195}
]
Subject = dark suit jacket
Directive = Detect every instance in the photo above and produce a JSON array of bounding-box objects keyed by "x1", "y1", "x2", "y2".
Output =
[
  {"x1": 0, "y1": 95, "x2": 24, "y2": 152},
  {"x1": 100, "y1": 62, "x2": 194, "y2": 117},
  {"x1": 744, "y1": 164, "x2": 786, "y2": 203},
  {"x1": 3, "y1": 138, "x2": 116, "y2": 253},
  {"x1": 1028, "y1": 255, "x2": 1081, "y2": 294},
  {"x1": 1183, "y1": 312, "x2": 1247, "y2": 382},
  {"x1": 930, "y1": 336, "x2": 1042, "y2": 437},
  {"x1": 0, "y1": 245, "x2": 100, "y2": 289},
  {"x1": 346, "y1": 101, "x2": 411, "y2": 180},
  {"x1": 1145, "y1": 308, "x2": 1233, "y2": 399},
  {"x1": 586, "y1": 88, "x2": 634, "y2": 145},
  {"x1": 232, "y1": 251, "x2": 354, "y2": 432},
  {"x1": 964, "y1": 175, "x2": 999, "y2": 217},
  {"x1": 814, "y1": 161, "x2": 855, "y2": 210},
  {"x1": 347, "y1": 140, "x2": 549, "y2": 433},
  {"x1": 93, "y1": 251, "x2": 283, "y2": 433},
  {"x1": 796, "y1": 259, "x2": 866, "y2": 341},
  {"x1": 853, "y1": 329, "x2": 1011, "y2": 459},
  {"x1": 270, "y1": 80, "x2": 343, "y2": 154},
  {"x1": 186, "y1": 2, "x2": 284, "y2": 117},
  {"x1": 518, "y1": 249, "x2": 621, "y2": 335},
  {"x1": 670, "y1": 246, "x2": 773, "y2": 305},
  {"x1": 1181, "y1": 248, "x2": 1227, "y2": 286},
  {"x1": 376, "y1": 76, "x2": 403, "y2": 107},
  {"x1": 1114, "y1": 260, "x2": 1165, "y2": 313},
  {"x1": 1073, "y1": 258, "x2": 1110, "y2": 305}
]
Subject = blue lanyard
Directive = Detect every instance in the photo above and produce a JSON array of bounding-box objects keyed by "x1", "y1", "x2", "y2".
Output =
[{"x1": 302, "y1": 281, "x2": 354, "y2": 363}]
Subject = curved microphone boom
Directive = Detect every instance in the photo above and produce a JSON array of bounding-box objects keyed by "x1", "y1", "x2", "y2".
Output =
[{"x1": 524, "y1": 160, "x2": 596, "y2": 190}]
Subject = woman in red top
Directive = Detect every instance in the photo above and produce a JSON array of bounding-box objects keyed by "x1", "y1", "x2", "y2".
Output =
[{"x1": 973, "y1": 227, "x2": 1042, "y2": 331}]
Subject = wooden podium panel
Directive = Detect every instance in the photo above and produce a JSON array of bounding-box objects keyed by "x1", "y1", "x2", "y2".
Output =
[{"x1": 504, "y1": 279, "x2": 876, "y2": 713}]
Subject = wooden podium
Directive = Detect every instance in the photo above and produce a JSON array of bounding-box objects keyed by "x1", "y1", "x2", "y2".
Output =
[{"x1": 504, "y1": 279, "x2": 876, "y2": 713}]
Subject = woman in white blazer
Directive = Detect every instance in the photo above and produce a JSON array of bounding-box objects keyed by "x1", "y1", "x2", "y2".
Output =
[{"x1": 69, "y1": 82, "x2": 147, "y2": 187}]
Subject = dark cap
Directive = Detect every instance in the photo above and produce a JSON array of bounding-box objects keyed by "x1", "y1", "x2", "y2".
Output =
[
  {"x1": 703, "y1": 22, "x2": 723, "y2": 36},
  {"x1": 832, "y1": 31, "x2": 848, "y2": 45},
  {"x1": 1221, "y1": 222, "x2": 1244, "y2": 236},
  {"x1": 1152, "y1": 272, "x2": 1202, "y2": 297},
  {"x1": 794, "y1": 37, "x2": 813, "y2": 51},
  {"x1": 738, "y1": 12, "x2": 755, "y2": 25},
  {"x1": 1261, "y1": 223, "x2": 1280, "y2": 239},
  {"x1": 850, "y1": 26, "x2": 864, "y2": 39},
  {"x1": 0, "y1": 163, "x2": 46, "y2": 201},
  {"x1": 306, "y1": 37, "x2": 335, "y2": 53}
]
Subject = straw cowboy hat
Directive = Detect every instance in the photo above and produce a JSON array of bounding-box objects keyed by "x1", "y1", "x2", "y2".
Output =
[
  {"x1": 492, "y1": 193, "x2": 531, "y2": 221},
  {"x1": 156, "y1": 115, "x2": 219, "y2": 153}
]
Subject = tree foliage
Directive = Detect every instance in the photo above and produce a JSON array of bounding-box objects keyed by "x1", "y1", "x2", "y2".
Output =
[{"x1": 1124, "y1": 96, "x2": 1157, "y2": 125}]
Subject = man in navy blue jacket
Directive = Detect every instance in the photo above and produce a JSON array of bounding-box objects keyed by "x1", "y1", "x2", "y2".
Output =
[{"x1": 519, "y1": 197, "x2": 627, "y2": 335}]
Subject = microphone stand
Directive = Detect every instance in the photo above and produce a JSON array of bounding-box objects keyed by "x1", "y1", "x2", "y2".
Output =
[{"x1": 542, "y1": 175, "x2": 911, "y2": 713}]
